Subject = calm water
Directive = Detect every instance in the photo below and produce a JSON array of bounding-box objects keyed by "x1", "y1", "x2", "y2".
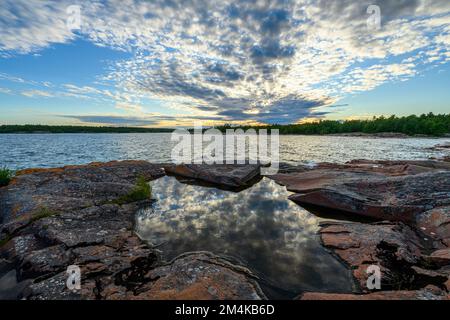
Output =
[
  {"x1": 136, "y1": 176, "x2": 354, "y2": 299},
  {"x1": 1, "y1": 133, "x2": 449, "y2": 170}
]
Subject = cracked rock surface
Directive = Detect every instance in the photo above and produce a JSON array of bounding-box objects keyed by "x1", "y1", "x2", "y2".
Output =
[
  {"x1": 1, "y1": 159, "x2": 449, "y2": 300},
  {"x1": 270, "y1": 160, "x2": 450, "y2": 299},
  {"x1": 0, "y1": 161, "x2": 265, "y2": 300}
]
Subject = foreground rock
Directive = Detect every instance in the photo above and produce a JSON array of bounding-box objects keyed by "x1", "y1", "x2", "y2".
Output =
[
  {"x1": 164, "y1": 164, "x2": 261, "y2": 190},
  {"x1": 290, "y1": 172, "x2": 450, "y2": 223},
  {"x1": 0, "y1": 161, "x2": 264, "y2": 300},
  {"x1": 273, "y1": 159, "x2": 450, "y2": 192},
  {"x1": 312, "y1": 221, "x2": 450, "y2": 298},
  {"x1": 300, "y1": 286, "x2": 449, "y2": 300},
  {"x1": 2, "y1": 159, "x2": 448, "y2": 300},
  {"x1": 319, "y1": 222, "x2": 424, "y2": 291},
  {"x1": 98, "y1": 252, "x2": 265, "y2": 300},
  {"x1": 274, "y1": 159, "x2": 450, "y2": 300},
  {"x1": 1, "y1": 160, "x2": 165, "y2": 227},
  {"x1": 416, "y1": 206, "x2": 450, "y2": 247},
  {"x1": 270, "y1": 160, "x2": 450, "y2": 223}
]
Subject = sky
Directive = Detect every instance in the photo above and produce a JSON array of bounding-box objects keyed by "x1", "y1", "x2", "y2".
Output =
[{"x1": 0, "y1": 0, "x2": 449, "y2": 127}]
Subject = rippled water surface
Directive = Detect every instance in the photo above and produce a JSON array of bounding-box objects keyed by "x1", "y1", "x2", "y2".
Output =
[
  {"x1": 1, "y1": 133, "x2": 449, "y2": 170},
  {"x1": 136, "y1": 176, "x2": 354, "y2": 299}
]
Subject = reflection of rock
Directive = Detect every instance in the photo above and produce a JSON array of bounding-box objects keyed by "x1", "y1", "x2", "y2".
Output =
[
  {"x1": 101, "y1": 252, "x2": 266, "y2": 300},
  {"x1": 164, "y1": 164, "x2": 261, "y2": 190},
  {"x1": 300, "y1": 286, "x2": 449, "y2": 300},
  {"x1": 0, "y1": 270, "x2": 32, "y2": 300}
]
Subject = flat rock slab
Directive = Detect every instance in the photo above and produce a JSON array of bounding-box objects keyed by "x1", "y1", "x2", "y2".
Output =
[
  {"x1": 164, "y1": 164, "x2": 261, "y2": 190},
  {"x1": 416, "y1": 206, "x2": 450, "y2": 246},
  {"x1": 271, "y1": 170, "x2": 384, "y2": 193},
  {"x1": 272, "y1": 160, "x2": 450, "y2": 223},
  {"x1": 0, "y1": 161, "x2": 268, "y2": 300},
  {"x1": 29, "y1": 251, "x2": 266, "y2": 300},
  {"x1": 318, "y1": 221, "x2": 446, "y2": 292},
  {"x1": 0, "y1": 160, "x2": 165, "y2": 226},
  {"x1": 300, "y1": 286, "x2": 449, "y2": 300},
  {"x1": 272, "y1": 159, "x2": 450, "y2": 188},
  {"x1": 429, "y1": 249, "x2": 450, "y2": 266},
  {"x1": 100, "y1": 252, "x2": 266, "y2": 300},
  {"x1": 290, "y1": 171, "x2": 450, "y2": 223}
]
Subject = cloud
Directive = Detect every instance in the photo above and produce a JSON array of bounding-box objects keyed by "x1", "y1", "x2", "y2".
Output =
[
  {"x1": 0, "y1": 1, "x2": 75, "y2": 55},
  {"x1": 0, "y1": 87, "x2": 12, "y2": 94},
  {"x1": 1, "y1": 0, "x2": 450, "y2": 124},
  {"x1": 59, "y1": 115, "x2": 162, "y2": 126},
  {"x1": 59, "y1": 113, "x2": 227, "y2": 127},
  {"x1": 21, "y1": 89, "x2": 54, "y2": 98}
]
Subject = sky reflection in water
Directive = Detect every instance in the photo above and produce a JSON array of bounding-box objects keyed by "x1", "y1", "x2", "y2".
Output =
[{"x1": 135, "y1": 176, "x2": 353, "y2": 299}]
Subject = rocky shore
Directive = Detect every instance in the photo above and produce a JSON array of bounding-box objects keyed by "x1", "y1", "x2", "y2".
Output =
[{"x1": 0, "y1": 159, "x2": 449, "y2": 300}]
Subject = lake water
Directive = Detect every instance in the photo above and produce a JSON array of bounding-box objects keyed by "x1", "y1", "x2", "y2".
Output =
[
  {"x1": 135, "y1": 176, "x2": 354, "y2": 299},
  {"x1": 1, "y1": 133, "x2": 449, "y2": 170}
]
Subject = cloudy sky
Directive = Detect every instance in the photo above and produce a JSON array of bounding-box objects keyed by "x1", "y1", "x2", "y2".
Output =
[{"x1": 0, "y1": 0, "x2": 449, "y2": 127}]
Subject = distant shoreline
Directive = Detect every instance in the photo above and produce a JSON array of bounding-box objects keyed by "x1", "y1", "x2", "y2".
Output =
[
  {"x1": 0, "y1": 125, "x2": 173, "y2": 134},
  {"x1": 1, "y1": 113, "x2": 450, "y2": 138},
  {"x1": 1, "y1": 131, "x2": 448, "y2": 139}
]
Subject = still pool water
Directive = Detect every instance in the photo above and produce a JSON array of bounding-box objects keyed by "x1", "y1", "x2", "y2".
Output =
[
  {"x1": 135, "y1": 176, "x2": 354, "y2": 299},
  {"x1": 1, "y1": 133, "x2": 449, "y2": 170}
]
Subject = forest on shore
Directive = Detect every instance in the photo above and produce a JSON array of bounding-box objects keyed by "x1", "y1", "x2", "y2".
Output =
[
  {"x1": 0, "y1": 125, "x2": 172, "y2": 134},
  {"x1": 1, "y1": 113, "x2": 449, "y2": 136},
  {"x1": 216, "y1": 113, "x2": 450, "y2": 136}
]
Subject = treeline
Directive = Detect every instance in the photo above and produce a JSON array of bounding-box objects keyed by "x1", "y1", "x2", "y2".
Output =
[
  {"x1": 2, "y1": 113, "x2": 450, "y2": 136},
  {"x1": 216, "y1": 113, "x2": 450, "y2": 136},
  {"x1": 0, "y1": 125, "x2": 173, "y2": 134}
]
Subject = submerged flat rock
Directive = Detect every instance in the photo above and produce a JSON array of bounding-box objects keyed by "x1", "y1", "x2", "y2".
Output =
[{"x1": 164, "y1": 163, "x2": 261, "y2": 190}]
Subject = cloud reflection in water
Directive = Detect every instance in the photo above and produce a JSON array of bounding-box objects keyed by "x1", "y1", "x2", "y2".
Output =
[{"x1": 135, "y1": 176, "x2": 353, "y2": 298}]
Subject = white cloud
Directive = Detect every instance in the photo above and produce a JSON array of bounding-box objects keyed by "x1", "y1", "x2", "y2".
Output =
[
  {"x1": 0, "y1": 87, "x2": 12, "y2": 94},
  {"x1": 0, "y1": 0, "x2": 75, "y2": 54},
  {"x1": 1, "y1": 0, "x2": 449, "y2": 123},
  {"x1": 21, "y1": 89, "x2": 54, "y2": 98}
]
